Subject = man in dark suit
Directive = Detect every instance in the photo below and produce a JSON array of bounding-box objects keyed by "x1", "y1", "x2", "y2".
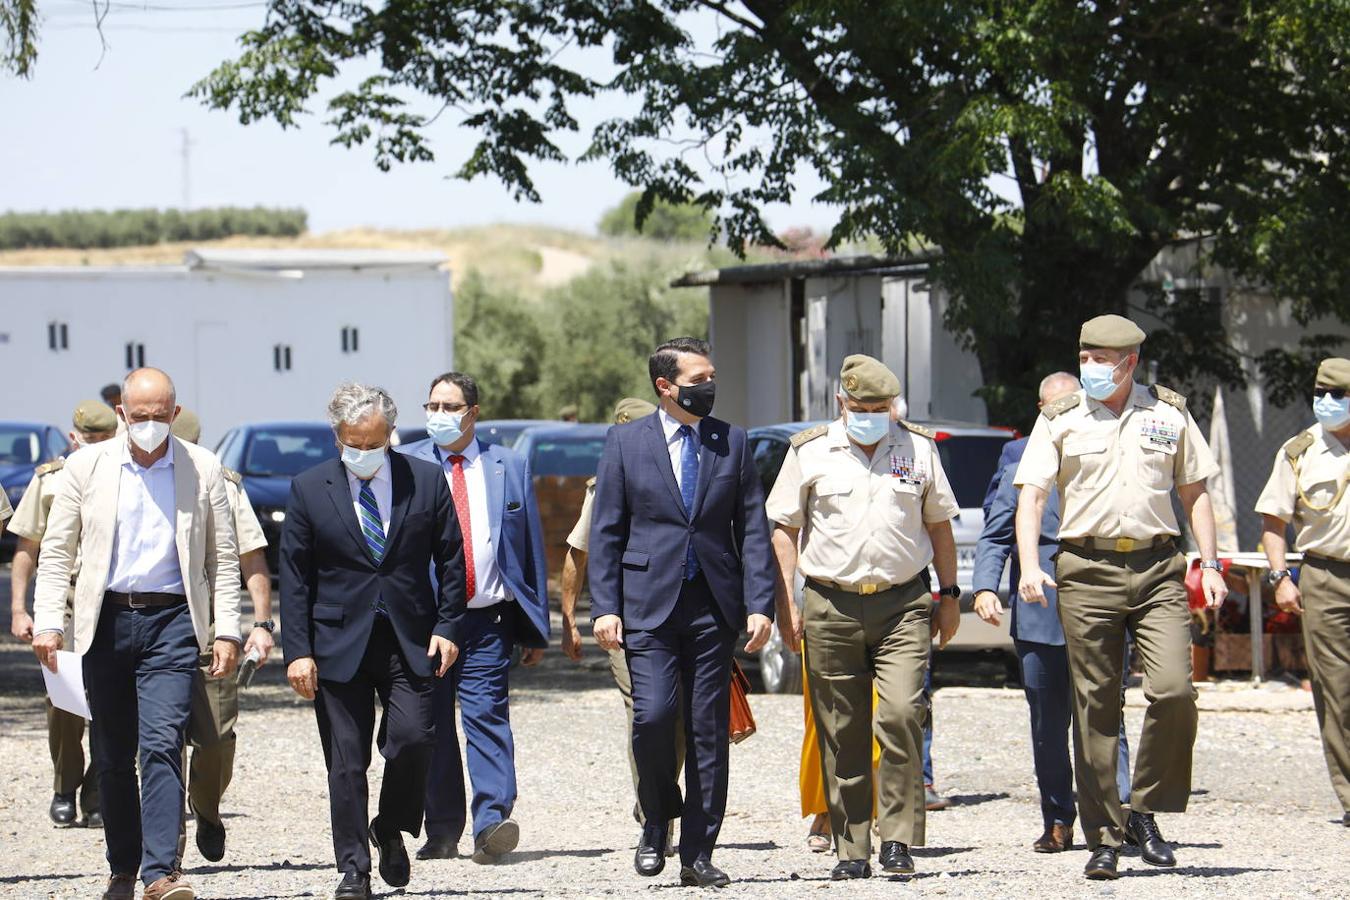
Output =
[
  {"x1": 589, "y1": 337, "x2": 777, "y2": 888},
  {"x1": 972, "y1": 372, "x2": 1131, "y2": 853},
  {"x1": 398, "y1": 371, "x2": 549, "y2": 865},
  {"x1": 281, "y1": 383, "x2": 464, "y2": 900}
]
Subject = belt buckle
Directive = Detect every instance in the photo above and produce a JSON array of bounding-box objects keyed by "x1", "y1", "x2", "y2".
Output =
[
  {"x1": 859, "y1": 583, "x2": 878, "y2": 595},
  {"x1": 1114, "y1": 537, "x2": 1136, "y2": 553},
  {"x1": 127, "y1": 592, "x2": 147, "y2": 609}
]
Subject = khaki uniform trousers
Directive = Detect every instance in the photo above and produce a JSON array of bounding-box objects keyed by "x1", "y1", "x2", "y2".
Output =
[
  {"x1": 1299, "y1": 556, "x2": 1350, "y2": 812},
  {"x1": 804, "y1": 577, "x2": 930, "y2": 860},
  {"x1": 608, "y1": 646, "x2": 685, "y2": 823},
  {"x1": 1056, "y1": 543, "x2": 1196, "y2": 849},
  {"x1": 177, "y1": 651, "x2": 239, "y2": 862},
  {"x1": 48, "y1": 701, "x2": 99, "y2": 814}
]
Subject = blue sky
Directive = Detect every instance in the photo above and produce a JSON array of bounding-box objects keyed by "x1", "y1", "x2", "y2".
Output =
[{"x1": 2, "y1": 1, "x2": 840, "y2": 235}]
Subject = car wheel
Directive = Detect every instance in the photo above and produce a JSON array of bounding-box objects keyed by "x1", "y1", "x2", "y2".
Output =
[{"x1": 758, "y1": 627, "x2": 803, "y2": 694}]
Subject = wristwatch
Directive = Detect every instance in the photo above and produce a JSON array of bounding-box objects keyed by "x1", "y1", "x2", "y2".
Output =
[
  {"x1": 936, "y1": 585, "x2": 962, "y2": 600},
  {"x1": 1266, "y1": 569, "x2": 1292, "y2": 588},
  {"x1": 251, "y1": 619, "x2": 276, "y2": 633},
  {"x1": 1199, "y1": 560, "x2": 1223, "y2": 573}
]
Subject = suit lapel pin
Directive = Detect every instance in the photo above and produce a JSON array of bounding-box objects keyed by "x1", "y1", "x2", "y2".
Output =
[{"x1": 712, "y1": 433, "x2": 719, "y2": 440}]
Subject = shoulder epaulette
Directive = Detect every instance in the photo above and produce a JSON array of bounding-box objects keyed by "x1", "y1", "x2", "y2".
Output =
[
  {"x1": 1149, "y1": 384, "x2": 1187, "y2": 412},
  {"x1": 585, "y1": 476, "x2": 597, "y2": 489},
  {"x1": 222, "y1": 467, "x2": 243, "y2": 485},
  {"x1": 1042, "y1": 393, "x2": 1081, "y2": 420},
  {"x1": 899, "y1": 420, "x2": 935, "y2": 439},
  {"x1": 1284, "y1": 430, "x2": 1316, "y2": 462},
  {"x1": 789, "y1": 424, "x2": 829, "y2": 448},
  {"x1": 35, "y1": 458, "x2": 66, "y2": 476}
]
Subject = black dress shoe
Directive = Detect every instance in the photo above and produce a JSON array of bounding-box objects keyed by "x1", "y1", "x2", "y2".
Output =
[
  {"x1": 84, "y1": 810, "x2": 104, "y2": 829},
  {"x1": 680, "y1": 858, "x2": 731, "y2": 888},
  {"x1": 416, "y1": 834, "x2": 459, "y2": 860},
  {"x1": 49, "y1": 793, "x2": 77, "y2": 827},
  {"x1": 368, "y1": 817, "x2": 411, "y2": 888},
  {"x1": 472, "y1": 818, "x2": 520, "y2": 864},
  {"x1": 1084, "y1": 846, "x2": 1119, "y2": 880},
  {"x1": 879, "y1": 841, "x2": 915, "y2": 875},
  {"x1": 634, "y1": 822, "x2": 667, "y2": 877},
  {"x1": 194, "y1": 807, "x2": 226, "y2": 862},
  {"x1": 830, "y1": 860, "x2": 872, "y2": 880},
  {"x1": 1342, "y1": 811, "x2": 1349, "y2": 827},
  {"x1": 1125, "y1": 811, "x2": 1176, "y2": 867},
  {"x1": 333, "y1": 871, "x2": 372, "y2": 900}
]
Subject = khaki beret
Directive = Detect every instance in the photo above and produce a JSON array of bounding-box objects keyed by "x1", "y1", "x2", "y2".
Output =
[
  {"x1": 1317, "y1": 357, "x2": 1350, "y2": 391},
  {"x1": 840, "y1": 354, "x2": 900, "y2": 402},
  {"x1": 72, "y1": 400, "x2": 117, "y2": 434},
  {"x1": 1080, "y1": 314, "x2": 1146, "y2": 349},
  {"x1": 172, "y1": 408, "x2": 201, "y2": 444},
  {"x1": 558, "y1": 404, "x2": 579, "y2": 419},
  {"x1": 612, "y1": 397, "x2": 657, "y2": 425}
]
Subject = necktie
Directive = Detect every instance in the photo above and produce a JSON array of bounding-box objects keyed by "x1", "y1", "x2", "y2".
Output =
[
  {"x1": 678, "y1": 424, "x2": 701, "y2": 581},
  {"x1": 449, "y1": 455, "x2": 477, "y2": 601},
  {"x1": 357, "y1": 479, "x2": 386, "y2": 564}
]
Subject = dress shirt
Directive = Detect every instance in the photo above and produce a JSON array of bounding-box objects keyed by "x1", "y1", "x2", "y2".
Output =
[
  {"x1": 107, "y1": 438, "x2": 184, "y2": 595},
  {"x1": 658, "y1": 407, "x2": 701, "y2": 490},
  {"x1": 436, "y1": 440, "x2": 508, "y2": 608},
  {"x1": 346, "y1": 454, "x2": 393, "y2": 537}
]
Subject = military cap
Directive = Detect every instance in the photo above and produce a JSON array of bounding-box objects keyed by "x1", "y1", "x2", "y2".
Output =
[
  {"x1": 1079, "y1": 314, "x2": 1146, "y2": 349},
  {"x1": 558, "y1": 404, "x2": 579, "y2": 420},
  {"x1": 612, "y1": 397, "x2": 657, "y2": 425},
  {"x1": 1316, "y1": 357, "x2": 1350, "y2": 391},
  {"x1": 839, "y1": 354, "x2": 901, "y2": 402},
  {"x1": 172, "y1": 408, "x2": 201, "y2": 444},
  {"x1": 72, "y1": 399, "x2": 117, "y2": 434}
]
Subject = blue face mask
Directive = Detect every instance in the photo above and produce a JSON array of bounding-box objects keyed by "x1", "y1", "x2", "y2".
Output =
[
  {"x1": 1314, "y1": 392, "x2": 1350, "y2": 430},
  {"x1": 1080, "y1": 357, "x2": 1127, "y2": 401},
  {"x1": 426, "y1": 411, "x2": 464, "y2": 446},
  {"x1": 341, "y1": 443, "x2": 386, "y2": 480},
  {"x1": 844, "y1": 410, "x2": 890, "y2": 445}
]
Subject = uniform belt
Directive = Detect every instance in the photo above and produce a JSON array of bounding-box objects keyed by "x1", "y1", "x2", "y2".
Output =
[
  {"x1": 1061, "y1": 535, "x2": 1175, "y2": 553},
  {"x1": 807, "y1": 577, "x2": 910, "y2": 596},
  {"x1": 1303, "y1": 552, "x2": 1350, "y2": 568},
  {"x1": 103, "y1": 591, "x2": 187, "y2": 609}
]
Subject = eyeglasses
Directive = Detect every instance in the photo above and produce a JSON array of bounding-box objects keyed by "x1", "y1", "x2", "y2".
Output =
[
  {"x1": 423, "y1": 402, "x2": 470, "y2": 413},
  {"x1": 1314, "y1": 388, "x2": 1347, "y2": 400}
]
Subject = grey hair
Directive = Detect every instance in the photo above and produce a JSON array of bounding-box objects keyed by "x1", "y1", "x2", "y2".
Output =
[
  {"x1": 1038, "y1": 371, "x2": 1081, "y2": 403},
  {"x1": 327, "y1": 382, "x2": 398, "y2": 430}
]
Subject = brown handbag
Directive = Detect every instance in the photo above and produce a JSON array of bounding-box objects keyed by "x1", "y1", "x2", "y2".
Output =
[{"x1": 728, "y1": 660, "x2": 757, "y2": 744}]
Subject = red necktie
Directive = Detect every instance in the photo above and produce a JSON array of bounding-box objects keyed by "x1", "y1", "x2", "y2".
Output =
[{"x1": 448, "y1": 455, "x2": 476, "y2": 601}]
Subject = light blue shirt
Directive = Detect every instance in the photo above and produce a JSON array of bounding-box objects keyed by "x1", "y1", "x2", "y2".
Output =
[{"x1": 107, "y1": 438, "x2": 184, "y2": 595}]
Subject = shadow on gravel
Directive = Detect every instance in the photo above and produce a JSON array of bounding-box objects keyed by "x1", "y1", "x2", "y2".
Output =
[
  {"x1": 0, "y1": 872, "x2": 87, "y2": 884},
  {"x1": 187, "y1": 861, "x2": 331, "y2": 875},
  {"x1": 1166, "y1": 842, "x2": 1224, "y2": 849},
  {"x1": 947, "y1": 792, "x2": 1010, "y2": 807},
  {"x1": 1124, "y1": 866, "x2": 1283, "y2": 878},
  {"x1": 507, "y1": 847, "x2": 615, "y2": 862},
  {"x1": 910, "y1": 846, "x2": 974, "y2": 858},
  {"x1": 720, "y1": 841, "x2": 780, "y2": 851}
]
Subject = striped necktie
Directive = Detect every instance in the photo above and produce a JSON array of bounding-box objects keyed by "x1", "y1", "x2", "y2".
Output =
[
  {"x1": 678, "y1": 424, "x2": 701, "y2": 581},
  {"x1": 357, "y1": 479, "x2": 386, "y2": 565}
]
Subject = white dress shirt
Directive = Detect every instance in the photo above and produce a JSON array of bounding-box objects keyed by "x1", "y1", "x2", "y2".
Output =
[
  {"x1": 658, "y1": 407, "x2": 702, "y2": 491},
  {"x1": 437, "y1": 440, "x2": 508, "y2": 608},
  {"x1": 107, "y1": 438, "x2": 185, "y2": 594},
  {"x1": 346, "y1": 454, "x2": 393, "y2": 538}
]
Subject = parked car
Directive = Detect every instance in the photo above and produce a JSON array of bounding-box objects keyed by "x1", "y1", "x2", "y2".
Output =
[
  {"x1": 214, "y1": 422, "x2": 340, "y2": 570},
  {"x1": 747, "y1": 419, "x2": 1018, "y2": 693},
  {"x1": 0, "y1": 421, "x2": 70, "y2": 559},
  {"x1": 514, "y1": 423, "x2": 610, "y2": 477}
]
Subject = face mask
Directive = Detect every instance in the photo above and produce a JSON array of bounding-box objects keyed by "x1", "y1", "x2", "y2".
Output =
[
  {"x1": 673, "y1": 380, "x2": 716, "y2": 418},
  {"x1": 844, "y1": 410, "x2": 891, "y2": 445},
  {"x1": 1314, "y1": 392, "x2": 1350, "y2": 430},
  {"x1": 127, "y1": 420, "x2": 171, "y2": 453},
  {"x1": 1079, "y1": 357, "x2": 1127, "y2": 401},
  {"x1": 426, "y1": 411, "x2": 464, "y2": 446},
  {"x1": 341, "y1": 444, "x2": 387, "y2": 479}
]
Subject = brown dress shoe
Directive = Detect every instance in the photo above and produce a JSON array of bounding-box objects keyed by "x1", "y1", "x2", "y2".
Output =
[
  {"x1": 142, "y1": 872, "x2": 195, "y2": 900},
  {"x1": 1033, "y1": 823, "x2": 1073, "y2": 853},
  {"x1": 101, "y1": 874, "x2": 136, "y2": 900}
]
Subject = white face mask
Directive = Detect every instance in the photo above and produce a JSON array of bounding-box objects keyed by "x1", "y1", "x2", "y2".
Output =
[
  {"x1": 127, "y1": 419, "x2": 171, "y2": 453},
  {"x1": 341, "y1": 443, "x2": 387, "y2": 479}
]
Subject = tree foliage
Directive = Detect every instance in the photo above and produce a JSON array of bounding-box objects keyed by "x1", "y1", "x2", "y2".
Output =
[
  {"x1": 0, "y1": 0, "x2": 36, "y2": 77},
  {"x1": 598, "y1": 190, "x2": 716, "y2": 242},
  {"x1": 0, "y1": 207, "x2": 308, "y2": 249}
]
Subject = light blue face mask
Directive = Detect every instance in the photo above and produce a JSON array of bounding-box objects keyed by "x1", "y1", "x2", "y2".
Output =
[
  {"x1": 426, "y1": 411, "x2": 464, "y2": 446},
  {"x1": 1080, "y1": 357, "x2": 1127, "y2": 401},
  {"x1": 1314, "y1": 392, "x2": 1350, "y2": 430},
  {"x1": 341, "y1": 443, "x2": 386, "y2": 480},
  {"x1": 844, "y1": 410, "x2": 890, "y2": 445}
]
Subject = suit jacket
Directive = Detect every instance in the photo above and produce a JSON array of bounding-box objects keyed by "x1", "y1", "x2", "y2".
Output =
[
  {"x1": 33, "y1": 436, "x2": 241, "y2": 654},
  {"x1": 395, "y1": 437, "x2": 550, "y2": 648},
  {"x1": 972, "y1": 437, "x2": 1066, "y2": 645},
  {"x1": 279, "y1": 452, "x2": 465, "y2": 684},
  {"x1": 588, "y1": 412, "x2": 776, "y2": 632}
]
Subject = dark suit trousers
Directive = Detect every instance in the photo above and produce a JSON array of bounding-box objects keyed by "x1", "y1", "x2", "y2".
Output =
[
  {"x1": 625, "y1": 574, "x2": 735, "y2": 866},
  {"x1": 83, "y1": 601, "x2": 197, "y2": 884},
  {"x1": 314, "y1": 617, "x2": 435, "y2": 876}
]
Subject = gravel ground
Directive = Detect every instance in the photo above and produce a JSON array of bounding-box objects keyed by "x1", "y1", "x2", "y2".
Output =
[{"x1": 0, "y1": 635, "x2": 1345, "y2": 899}]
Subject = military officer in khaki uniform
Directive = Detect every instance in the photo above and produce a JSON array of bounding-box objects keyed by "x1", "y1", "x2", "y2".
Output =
[
  {"x1": 169, "y1": 410, "x2": 277, "y2": 864},
  {"x1": 1255, "y1": 357, "x2": 1350, "y2": 828},
  {"x1": 8, "y1": 399, "x2": 119, "y2": 828},
  {"x1": 766, "y1": 355, "x2": 961, "y2": 881},
  {"x1": 1014, "y1": 314, "x2": 1228, "y2": 880},
  {"x1": 560, "y1": 397, "x2": 685, "y2": 831}
]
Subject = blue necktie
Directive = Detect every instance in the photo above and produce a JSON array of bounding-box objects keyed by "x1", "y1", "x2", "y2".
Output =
[
  {"x1": 358, "y1": 480, "x2": 389, "y2": 615},
  {"x1": 678, "y1": 424, "x2": 701, "y2": 581}
]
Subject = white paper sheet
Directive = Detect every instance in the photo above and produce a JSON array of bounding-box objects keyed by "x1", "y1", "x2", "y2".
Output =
[{"x1": 41, "y1": 650, "x2": 91, "y2": 720}]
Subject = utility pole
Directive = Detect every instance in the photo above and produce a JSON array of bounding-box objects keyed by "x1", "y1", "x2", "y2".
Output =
[{"x1": 180, "y1": 128, "x2": 195, "y2": 210}]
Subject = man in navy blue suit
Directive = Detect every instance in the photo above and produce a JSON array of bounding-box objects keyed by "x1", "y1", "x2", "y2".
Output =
[
  {"x1": 972, "y1": 372, "x2": 1131, "y2": 854},
  {"x1": 589, "y1": 337, "x2": 776, "y2": 888},
  {"x1": 281, "y1": 383, "x2": 464, "y2": 900},
  {"x1": 397, "y1": 372, "x2": 549, "y2": 866}
]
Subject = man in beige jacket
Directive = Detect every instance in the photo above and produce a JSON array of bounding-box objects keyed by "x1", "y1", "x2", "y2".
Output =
[{"x1": 31, "y1": 368, "x2": 242, "y2": 900}]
